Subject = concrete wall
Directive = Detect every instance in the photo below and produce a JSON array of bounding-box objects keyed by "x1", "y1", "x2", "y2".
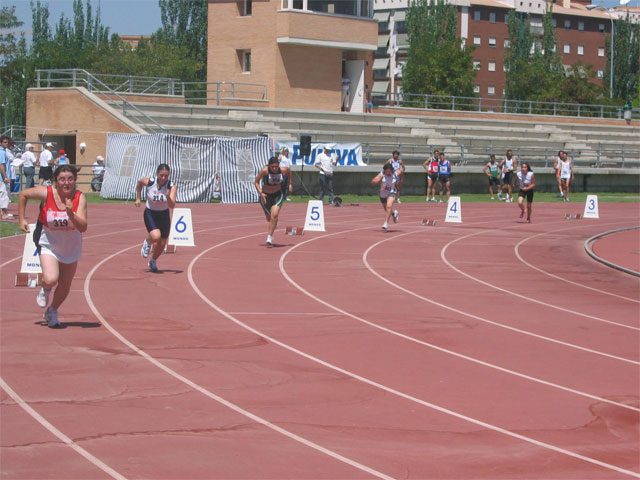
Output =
[{"x1": 26, "y1": 88, "x2": 141, "y2": 191}]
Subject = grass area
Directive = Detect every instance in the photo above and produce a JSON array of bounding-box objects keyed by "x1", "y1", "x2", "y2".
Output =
[{"x1": 2, "y1": 192, "x2": 636, "y2": 239}]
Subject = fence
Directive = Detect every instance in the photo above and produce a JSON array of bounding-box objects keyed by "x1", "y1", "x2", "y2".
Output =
[{"x1": 373, "y1": 92, "x2": 639, "y2": 120}]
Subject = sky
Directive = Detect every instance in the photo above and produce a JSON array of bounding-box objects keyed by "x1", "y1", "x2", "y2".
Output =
[
  {"x1": 10, "y1": 0, "x2": 162, "y2": 37},
  {"x1": 8, "y1": 0, "x2": 638, "y2": 38}
]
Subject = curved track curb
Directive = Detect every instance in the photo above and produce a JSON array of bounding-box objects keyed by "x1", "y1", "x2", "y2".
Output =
[{"x1": 584, "y1": 226, "x2": 640, "y2": 277}]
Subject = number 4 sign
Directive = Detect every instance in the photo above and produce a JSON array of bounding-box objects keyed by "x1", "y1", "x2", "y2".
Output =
[
  {"x1": 304, "y1": 200, "x2": 326, "y2": 231},
  {"x1": 445, "y1": 196, "x2": 462, "y2": 223},
  {"x1": 583, "y1": 195, "x2": 599, "y2": 219},
  {"x1": 168, "y1": 208, "x2": 195, "y2": 246}
]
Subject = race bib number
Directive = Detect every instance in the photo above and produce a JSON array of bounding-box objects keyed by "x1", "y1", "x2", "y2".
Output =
[{"x1": 47, "y1": 210, "x2": 74, "y2": 230}]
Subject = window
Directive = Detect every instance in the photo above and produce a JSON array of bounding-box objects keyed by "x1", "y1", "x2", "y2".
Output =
[
  {"x1": 578, "y1": 21, "x2": 584, "y2": 31},
  {"x1": 563, "y1": 44, "x2": 570, "y2": 54},
  {"x1": 598, "y1": 23, "x2": 605, "y2": 33},
  {"x1": 598, "y1": 47, "x2": 605, "y2": 57},
  {"x1": 552, "y1": 18, "x2": 557, "y2": 28},
  {"x1": 489, "y1": 37, "x2": 496, "y2": 47},
  {"x1": 473, "y1": 60, "x2": 481, "y2": 70},
  {"x1": 578, "y1": 45, "x2": 584, "y2": 55},
  {"x1": 488, "y1": 85, "x2": 495, "y2": 96},
  {"x1": 504, "y1": 13, "x2": 509, "y2": 24},
  {"x1": 474, "y1": 10, "x2": 480, "y2": 21},
  {"x1": 238, "y1": 49, "x2": 251, "y2": 72},
  {"x1": 597, "y1": 69, "x2": 604, "y2": 78},
  {"x1": 504, "y1": 38, "x2": 510, "y2": 48},
  {"x1": 564, "y1": 19, "x2": 571, "y2": 29},
  {"x1": 120, "y1": 145, "x2": 137, "y2": 178},
  {"x1": 241, "y1": 0, "x2": 252, "y2": 16},
  {"x1": 488, "y1": 61, "x2": 496, "y2": 71},
  {"x1": 489, "y1": 12, "x2": 496, "y2": 23},
  {"x1": 473, "y1": 36, "x2": 481, "y2": 45},
  {"x1": 473, "y1": 84, "x2": 480, "y2": 93},
  {"x1": 373, "y1": 69, "x2": 388, "y2": 79},
  {"x1": 179, "y1": 147, "x2": 200, "y2": 183},
  {"x1": 378, "y1": 21, "x2": 389, "y2": 31}
]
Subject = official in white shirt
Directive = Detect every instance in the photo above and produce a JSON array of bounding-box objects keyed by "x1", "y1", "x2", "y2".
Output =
[
  {"x1": 21, "y1": 143, "x2": 37, "y2": 188},
  {"x1": 314, "y1": 145, "x2": 338, "y2": 205}
]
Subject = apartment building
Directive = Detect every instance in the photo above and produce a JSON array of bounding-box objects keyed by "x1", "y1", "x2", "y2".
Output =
[
  {"x1": 371, "y1": 0, "x2": 617, "y2": 102},
  {"x1": 207, "y1": 0, "x2": 378, "y2": 112}
]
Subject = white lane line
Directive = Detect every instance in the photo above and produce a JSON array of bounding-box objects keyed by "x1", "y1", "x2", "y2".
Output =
[
  {"x1": 188, "y1": 233, "x2": 640, "y2": 479},
  {"x1": 515, "y1": 226, "x2": 640, "y2": 303},
  {"x1": 277, "y1": 227, "x2": 639, "y2": 411},
  {"x1": 362, "y1": 229, "x2": 638, "y2": 365},
  {"x1": 84, "y1": 240, "x2": 393, "y2": 480},
  {"x1": 440, "y1": 228, "x2": 640, "y2": 331},
  {"x1": 0, "y1": 377, "x2": 127, "y2": 480}
]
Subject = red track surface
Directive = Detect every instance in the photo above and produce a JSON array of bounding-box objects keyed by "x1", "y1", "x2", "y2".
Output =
[
  {"x1": 591, "y1": 228, "x2": 640, "y2": 274},
  {"x1": 1, "y1": 200, "x2": 639, "y2": 479}
]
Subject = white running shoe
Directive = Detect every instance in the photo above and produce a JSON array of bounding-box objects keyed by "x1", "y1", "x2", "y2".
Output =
[
  {"x1": 491, "y1": 196, "x2": 495, "y2": 200},
  {"x1": 382, "y1": 222, "x2": 388, "y2": 231},
  {"x1": 44, "y1": 306, "x2": 60, "y2": 328},
  {"x1": 425, "y1": 197, "x2": 429, "y2": 202},
  {"x1": 438, "y1": 200, "x2": 443, "y2": 204},
  {"x1": 396, "y1": 198, "x2": 402, "y2": 204},
  {"x1": 392, "y1": 210, "x2": 399, "y2": 223},
  {"x1": 141, "y1": 238, "x2": 151, "y2": 258},
  {"x1": 498, "y1": 193, "x2": 503, "y2": 200},
  {"x1": 148, "y1": 258, "x2": 158, "y2": 272},
  {"x1": 36, "y1": 287, "x2": 51, "y2": 308},
  {"x1": 431, "y1": 198, "x2": 437, "y2": 202},
  {"x1": 266, "y1": 235, "x2": 273, "y2": 246}
]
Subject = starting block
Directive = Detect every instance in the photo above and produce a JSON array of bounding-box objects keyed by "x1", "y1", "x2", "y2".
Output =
[
  {"x1": 565, "y1": 213, "x2": 582, "y2": 220},
  {"x1": 164, "y1": 244, "x2": 177, "y2": 254},
  {"x1": 15, "y1": 272, "x2": 43, "y2": 288},
  {"x1": 285, "y1": 226, "x2": 305, "y2": 236},
  {"x1": 420, "y1": 218, "x2": 437, "y2": 226}
]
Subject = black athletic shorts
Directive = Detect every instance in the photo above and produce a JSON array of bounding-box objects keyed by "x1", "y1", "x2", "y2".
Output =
[
  {"x1": 144, "y1": 208, "x2": 171, "y2": 238},
  {"x1": 503, "y1": 172, "x2": 513, "y2": 185},
  {"x1": 518, "y1": 189, "x2": 534, "y2": 203},
  {"x1": 438, "y1": 174, "x2": 450, "y2": 184},
  {"x1": 260, "y1": 191, "x2": 285, "y2": 215},
  {"x1": 39, "y1": 166, "x2": 53, "y2": 181},
  {"x1": 489, "y1": 176, "x2": 500, "y2": 186}
]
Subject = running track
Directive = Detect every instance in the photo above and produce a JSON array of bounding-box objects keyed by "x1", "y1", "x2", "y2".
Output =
[{"x1": 1, "y1": 201, "x2": 639, "y2": 479}]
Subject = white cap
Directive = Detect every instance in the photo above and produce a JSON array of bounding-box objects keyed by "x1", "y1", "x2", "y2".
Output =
[
  {"x1": 96, "y1": 155, "x2": 104, "y2": 161},
  {"x1": 323, "y1": 144, "x2": 331, "y2": 150},
  {"x1": 25, "y1": 143, "x2": 33, "y2": 149},
  {"x1": 45, "y1": 142, "x2": 53, "y2": 148}
]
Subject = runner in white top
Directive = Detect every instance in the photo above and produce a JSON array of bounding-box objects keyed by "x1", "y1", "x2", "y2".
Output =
[
  {"x1": 553, "y1": 150, "x2": 565, "y2": 198},
  {"x1": 371, "y1": 163, "x2": 399, "y2": 231},
  {"x1": 559, "y1": 153, "x2": 574, "y2": 202},
  {"x1": 515, "y1": 162, "x2": 535, "y2": 223},
  {"x1": 135, "y1": 163, "x2": 177, "y2": 272}
]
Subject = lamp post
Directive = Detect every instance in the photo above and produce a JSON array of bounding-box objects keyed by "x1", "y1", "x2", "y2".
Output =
[{"x1": 586, "y1": 3, "x2": 627, "y2": 98}]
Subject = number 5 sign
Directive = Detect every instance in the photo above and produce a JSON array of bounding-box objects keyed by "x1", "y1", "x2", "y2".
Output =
[
  {"x1": 168, "y1": 208, "x2": 195, "y2": 246},
  {"x1": 304, "y1": 200, "x2": 326, "y2": 231}
]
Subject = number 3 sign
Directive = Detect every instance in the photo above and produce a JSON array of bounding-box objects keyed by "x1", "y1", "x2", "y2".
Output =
[{"x1": 168, "y1": 208, "x2": 195, "y2": 246}]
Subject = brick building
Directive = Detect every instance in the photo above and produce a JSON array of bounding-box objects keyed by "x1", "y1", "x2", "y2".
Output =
[{"x1": 371, "y1": 0, "x2": 618, "y2": 103}]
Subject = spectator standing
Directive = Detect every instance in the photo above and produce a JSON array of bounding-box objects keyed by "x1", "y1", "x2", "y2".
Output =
[
  {"x1": 278, "y1": 147, "x2": 293, "y2": 200},
  {"x1": 57, "y1": 150, "x2": 69, "y2": 166},
  {"x1": 314, "y1": 145, "x2": 338, "y2": 205},
  {"x1": 92, "y1": 156, "x2": 105, "y2": 176},
  {"x1": 483, "y1": 154, "x2": 501, "y2": 200},
  {"x1": 38, "y1": 142, "x2": 54, "y2": 185},
  {"x1": 384, "y1": 150, "x2": 405, "y2": 203},
  {"x1": 559, "y1": 152, "x2": 574, "y2": 202},
  {"x1": 21, "y1": 143, "x2": 37, "y2": 189},
  {"x1": 422, "y1": 149, "x2": 439, "y2": 202},
  {"x1": 0, "y1": 136, "x2": 10, "y2": 219},
  {"x1": 365, "y1": 87, "x2": 374, "y2": 114},
  {"x1": 437, "y1": 152, "x2": 452, "y2": 204},
  {"x1": 498, "y1": 149, "x2": 517, "y2": 202},
  {"x1": 553, "y1": 151, "x2": 564, "y2": 198},
  {"x1": 341, "y1": 75, "x2": 351, "y2": 112}
]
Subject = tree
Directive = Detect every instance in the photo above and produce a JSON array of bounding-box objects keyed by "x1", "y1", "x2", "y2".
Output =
[
  {"x1": 0, "y1": 6, "x2": 29, "y2": 130},
  {"x1": 155, "y1": 0, "x2": 207, "y2": 78},
  {"x1": 606, "y1": 12, "x2": 640, "y2": 103},
  {"x1": 402, "y1": 0, "x2": 475, "y2": 103}
]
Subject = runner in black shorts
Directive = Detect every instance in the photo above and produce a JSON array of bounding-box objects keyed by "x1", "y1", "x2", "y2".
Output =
[
  {"x1": 255, "y1": 156, "x2": 290, "y2": 246},
  {"x1": 515, "y1": 162, "x2": 535, "y2": 223}
]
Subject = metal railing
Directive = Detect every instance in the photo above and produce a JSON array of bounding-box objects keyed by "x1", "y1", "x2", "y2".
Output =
[
  {"x1": 372, "y1": 92, "x2": 639, "y2": 120},
  {"x1": 36, "y1": 69, "x2": 166, "y2": 133},
  {"x1": 179, "y1": 81, "x2": 268, "y2": 105}
]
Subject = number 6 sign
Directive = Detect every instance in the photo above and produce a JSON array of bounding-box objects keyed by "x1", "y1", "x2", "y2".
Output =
[{"x1": 168, "y1": 208, "x2": 195, "y2": 246}]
